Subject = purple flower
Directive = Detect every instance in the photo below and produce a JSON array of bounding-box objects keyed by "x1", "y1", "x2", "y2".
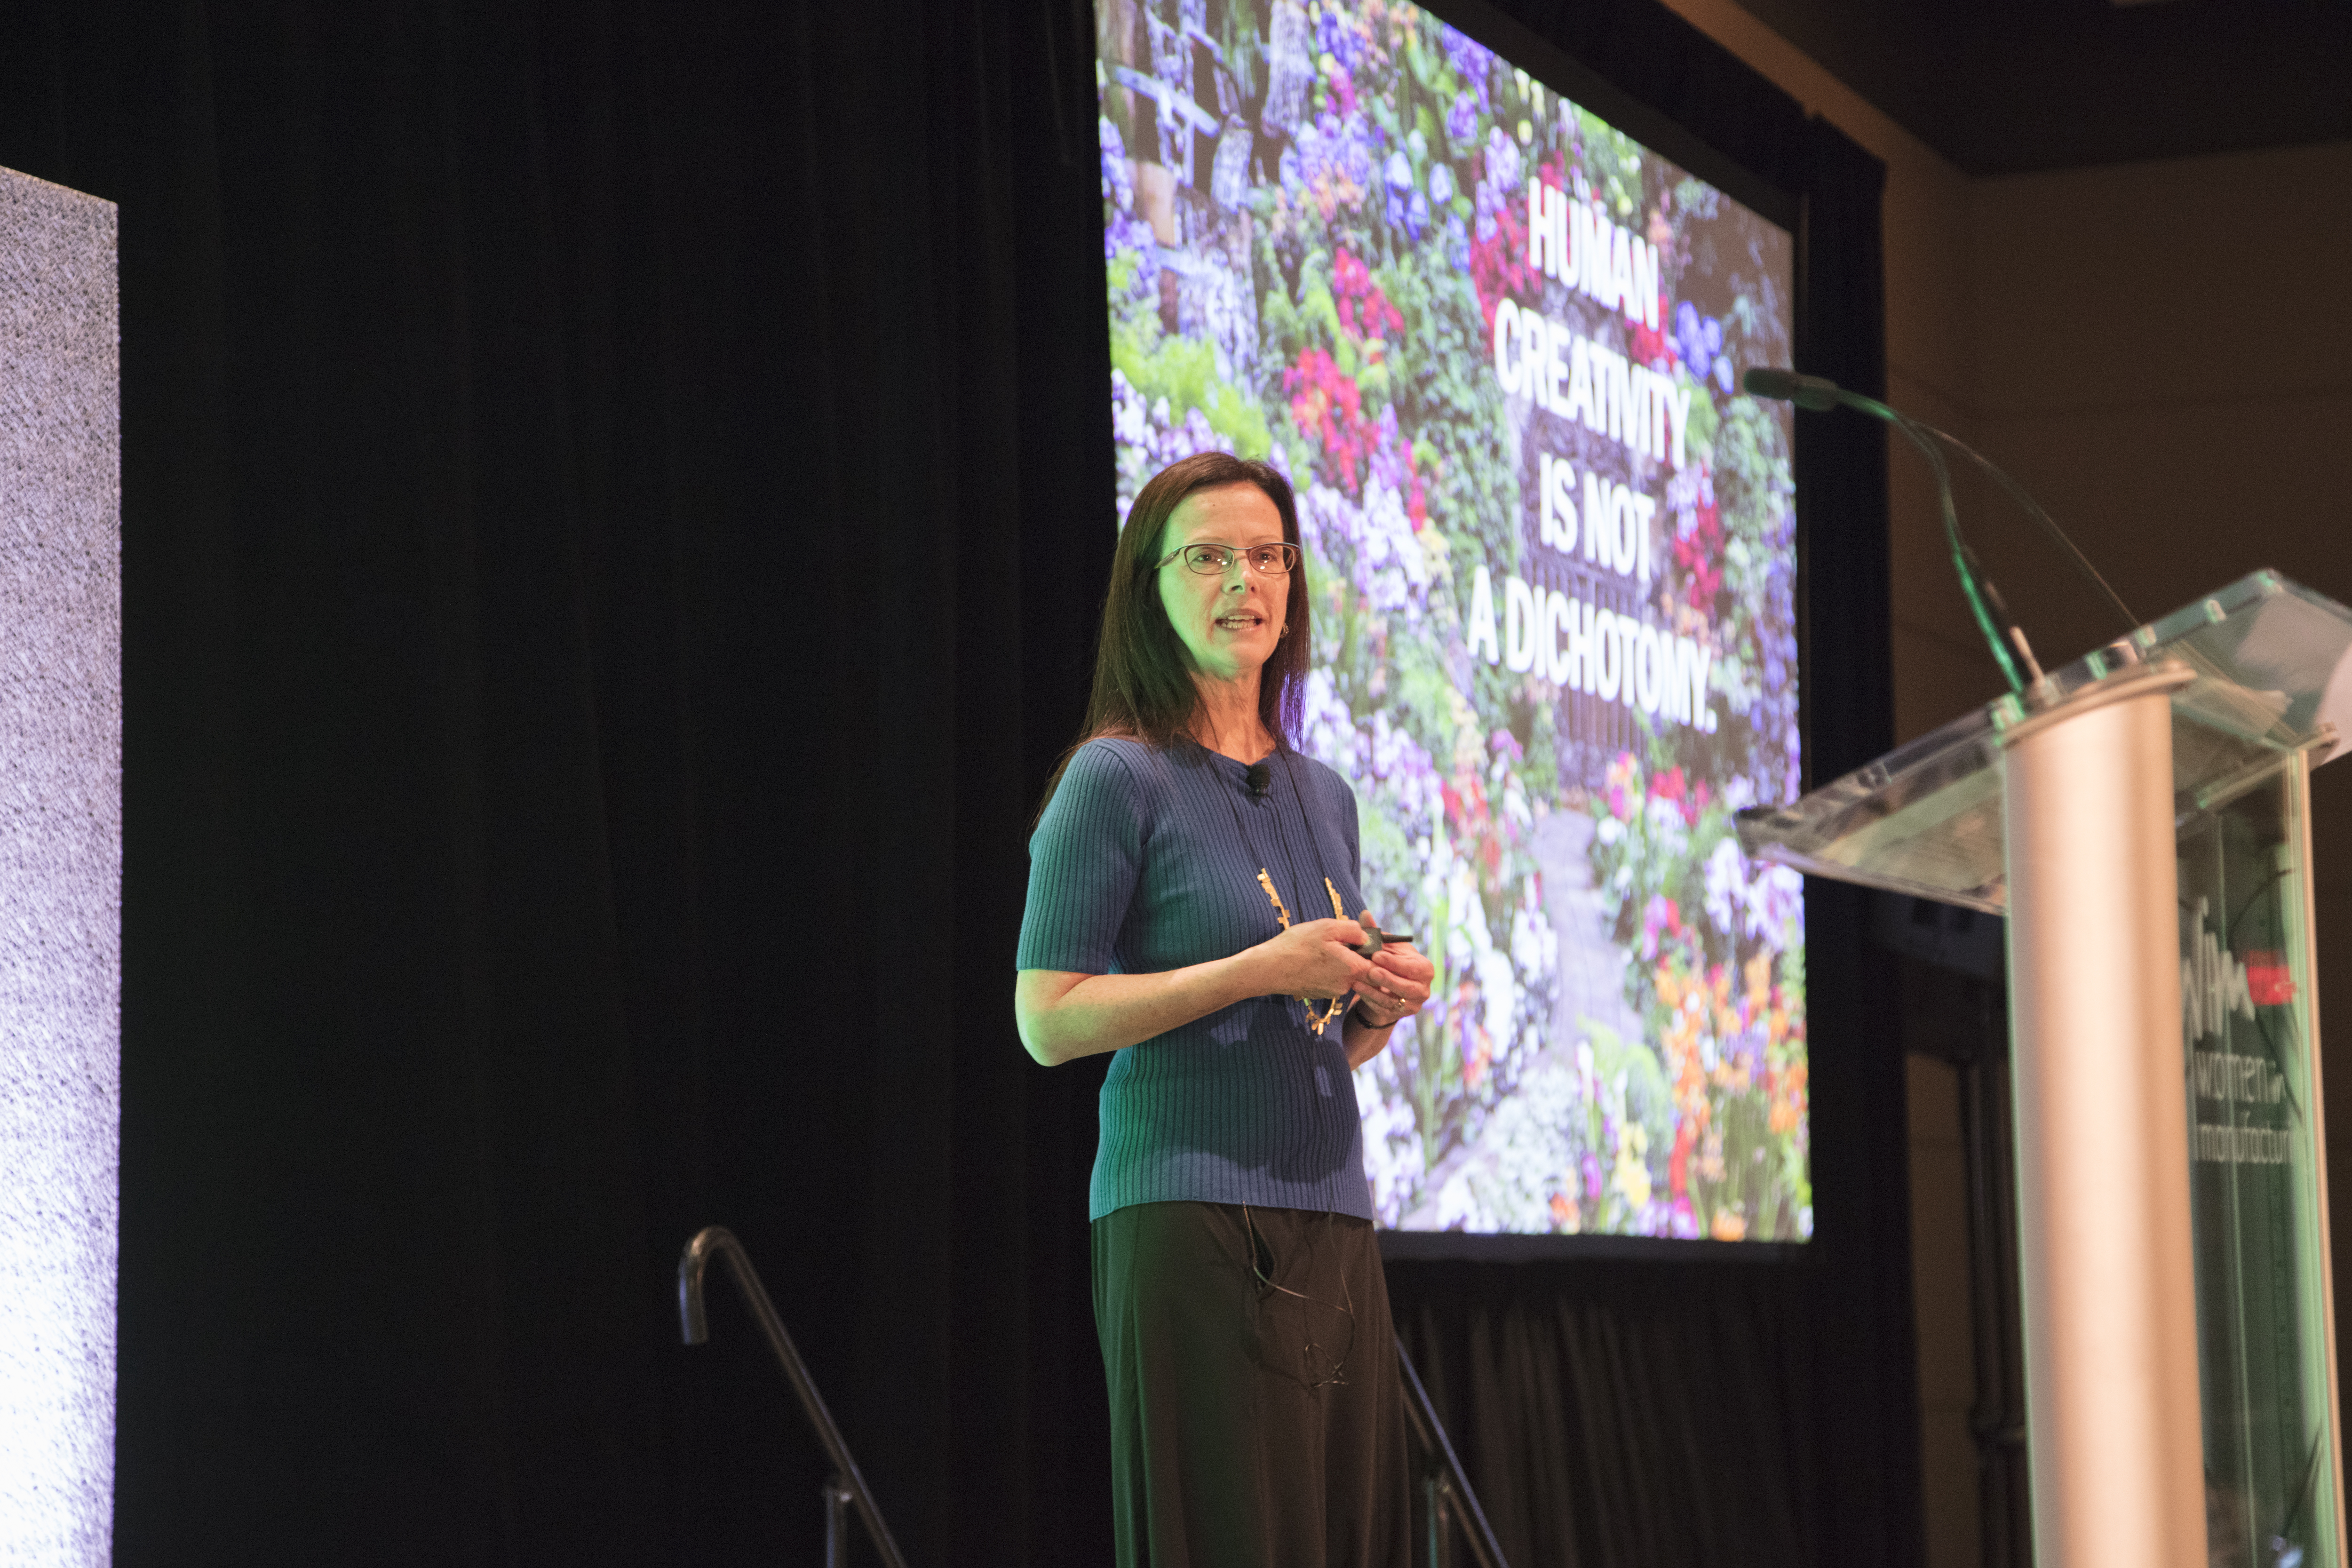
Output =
[
  {"x1": 1384, "y1": 150, "x2": 1425, "y2": 236},
  {"x1": 1292, "y1": 110, "x2": 1382, "y2": 215},
  {"x1": 1439, "y1": 24, "x2": 1494, "y2": 103},
  {"x1": 1107, "y1": 208, "x2": 1159, "y2": 271},
  {"x1": 1300, "y1": 480, "x2": 1366, "y2": 556},
  {"x1": 1099, "y1": 117, "x2": 1133, "y2": 210},
  {"x1": 1315, "y1": 8, "x2": 1374, "y2": 77},
  {"x1": 1445, "y1": 91, "x2": 1480, "y2": 145},
  {"x1": 1640, "y1": 893, "x2": 1679, "y2": 962},
  {"x1": 1112, "y1": 369, "x2": 1148, "y2": 450},
  {"x1": 1100, "y1": 118, "x2": 1162, "y2": 273},
  {"x1": 1366, "y1": 406, "x2": 1407, "y2": 493},
  {"x1": 1673, "y1": 301, "x2": 1711, "y2": 376},
  {"x1": 1300, "y1": 669, "x2": 1355, "y2": 768},
  {"x1": 1482, "y1": 125, "x2": 1521, "y2": 193},
  {"x1": 1752, "y1": 866, "x2": 1804, "y2": 943},
  {"x1": 1472, "y1": 126, "x2": 1520, "y2": 245},
  {"x1": 1445, "y1": 213, "x2": 1471, "y2": 273},
  {"x1": 1703, "y1": 838, "x2": 1746, "y2": 935}
]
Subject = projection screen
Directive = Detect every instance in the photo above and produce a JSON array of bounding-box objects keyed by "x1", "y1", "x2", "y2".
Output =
[{"x1": 1094, "y1": 0, "x2": 1804, "y2": 1242}]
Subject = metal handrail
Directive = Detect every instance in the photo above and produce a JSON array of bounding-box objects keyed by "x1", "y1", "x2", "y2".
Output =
[
  {"x1": 1395, "y1": 1332, "x2": 1510, "y2": 1568},
  {"x1": 677, "y1": 1226, "x2": 912, "y2": 1568},
  {"x1": 680, "y1": 1223, "x2": 1494, "y2": 1568}
]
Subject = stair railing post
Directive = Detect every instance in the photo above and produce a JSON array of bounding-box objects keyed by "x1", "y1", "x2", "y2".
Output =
[
  {"x1": 1422, "y1": 1471, "x2": 1454, "y2": 1568},
  {"x1": 824, "y1": 1477, "x2": 852, "y2": 1568},
  {"x1": 1394, "y1": 1333, "x2": 1508, "y2": 1568},
  {"x1": 678, "y1": 1226, "x2": 914, "y2": 1568}
]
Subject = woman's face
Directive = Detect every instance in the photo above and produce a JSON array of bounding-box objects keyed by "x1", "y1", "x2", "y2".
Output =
[{"x1": 1154, "y1": 482, "x2": 1290, "y2": 685}]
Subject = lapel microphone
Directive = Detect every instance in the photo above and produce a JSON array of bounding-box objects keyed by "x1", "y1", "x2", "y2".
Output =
[{"x1": 1244, "y1": 761, "x2": 1272, "y2": 798}]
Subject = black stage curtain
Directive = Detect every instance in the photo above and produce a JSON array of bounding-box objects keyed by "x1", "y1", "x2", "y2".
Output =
[
  {"x1": 0, "y1": 0, "x2": 1898, "y2": 1563},
  {"x1": 3, "y1": 1, "x2": 1113, "y2": 1562},
  {"x1": 1394, "y1": 1260, "x2": 1822, "y2": 1565}
]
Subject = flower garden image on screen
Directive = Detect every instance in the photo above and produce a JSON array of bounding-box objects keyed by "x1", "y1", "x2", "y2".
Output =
[{"x1": 1096, "y1": 0, "x2": 1806, "y2": 1241}]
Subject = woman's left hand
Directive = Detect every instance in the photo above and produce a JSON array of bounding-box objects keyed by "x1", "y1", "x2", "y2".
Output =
[{"x1": 1349, "y1": 910, "x2": 1433, "y2": 1028}]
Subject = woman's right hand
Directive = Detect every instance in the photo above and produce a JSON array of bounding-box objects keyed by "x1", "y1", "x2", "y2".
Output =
[
  {"x1": 1255, "y1": 918, "x2": 1375, "y2": 1000},
  {"x1": 1019, "y1": 918, "x2": 1377, "y2": 1064}
]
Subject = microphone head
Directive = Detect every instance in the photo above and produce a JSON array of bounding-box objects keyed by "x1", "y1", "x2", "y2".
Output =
[
  {"x1": 1741, "y1": 366, "x2": 1843, "y2": 412},
  {"x1": 1244, "y1": 762, "x2": 1272, "y2": 797}
]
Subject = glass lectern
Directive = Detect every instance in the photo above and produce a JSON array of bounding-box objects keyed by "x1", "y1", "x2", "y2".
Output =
[{"x1": 1740, "y1": 571, "x2": 2352, "y2": 1568}]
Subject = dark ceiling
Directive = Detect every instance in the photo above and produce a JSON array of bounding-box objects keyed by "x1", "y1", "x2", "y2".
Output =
[{"x1": 1727, "y1": 0, "x2": 2352, "y2": 175}]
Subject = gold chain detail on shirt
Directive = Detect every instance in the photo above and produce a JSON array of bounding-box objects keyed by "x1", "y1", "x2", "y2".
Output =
[
  {"x1": 1258, "y1": 869, "x2": 1292, "y2": 930},
  {"x1": 1251, "y1": 866, "x2": 1350, "y2": 1036}
]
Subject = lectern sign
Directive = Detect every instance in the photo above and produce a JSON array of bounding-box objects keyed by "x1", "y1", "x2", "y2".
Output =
[{"x1": 2181, "y1": 769, "x2": 2336, "y2": 1567}]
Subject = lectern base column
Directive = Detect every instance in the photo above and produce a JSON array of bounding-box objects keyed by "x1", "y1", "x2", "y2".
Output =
[{"x1": 2002, "y1": 662, "x2": 2205, "y2": 1568}]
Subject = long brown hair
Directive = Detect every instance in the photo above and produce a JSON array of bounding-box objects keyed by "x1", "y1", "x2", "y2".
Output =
[{"x1": 1040, "y1": 452, "x2": 1311, "y2": 815}]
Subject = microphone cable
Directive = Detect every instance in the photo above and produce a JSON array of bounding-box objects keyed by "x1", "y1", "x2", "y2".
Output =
[{"x1": 1742, "y1": 366, "x2": 2138, "y2": 695}]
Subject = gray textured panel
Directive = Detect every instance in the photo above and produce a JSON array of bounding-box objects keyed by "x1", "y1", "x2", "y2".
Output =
[{"x1": 0, "y1": 166, "x2": 121, "y2": 1567}]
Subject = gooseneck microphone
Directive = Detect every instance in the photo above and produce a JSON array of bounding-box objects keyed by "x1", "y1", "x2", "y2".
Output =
[
  {"x1": 1738, "y1": 366, "x2": 1842, "y2": 412},
  {"x1": 1740, "y1": 366, "x2": 2136, "y2": 694},
  {"x1": 1244, "y1": 761, "x2": 1272, "y2": 798}
]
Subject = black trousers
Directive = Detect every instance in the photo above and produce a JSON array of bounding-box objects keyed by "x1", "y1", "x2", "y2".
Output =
[{"x1": 1092, "y1": 1202, "x2": 1410, "y2": 1568}]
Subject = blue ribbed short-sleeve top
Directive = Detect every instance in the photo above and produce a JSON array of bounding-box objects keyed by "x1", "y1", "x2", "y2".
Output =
[{"x1": 1016, "y1": 736, "x2": 1376, "y2": 1222}]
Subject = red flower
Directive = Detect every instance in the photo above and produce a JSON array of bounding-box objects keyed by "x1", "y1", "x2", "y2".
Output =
[
  {"x1": 1469, "y1": 201, "x2": 1530, "y2": 333},
  {"x1": 1670, "y1": 1118, "x2": 1697, "y2": 1199},
  {"x1": 1332, "y1": 249, "x2": 1403, "y2": 342},
  {"x1": 1654, "y1": 766, "x2": 1702, "y2": 828},
  {"x1": 1673, "y1": 477, "x2": 1724, "y2": 610},
  {"x1": 1631, "y1": 313, "x2": 1669, "y2": 367},
  {"x1": 1330, "y1": 68, "x2": 1358, "y2": 120},
  {"x1": 1284, "y1": 348, "x2": 1371, "y2": 492}
]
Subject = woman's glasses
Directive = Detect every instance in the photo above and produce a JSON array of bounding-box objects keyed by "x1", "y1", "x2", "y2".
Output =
[{"x1": 1156, "y1": 541, "x2": 1301, "y2": 577}]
